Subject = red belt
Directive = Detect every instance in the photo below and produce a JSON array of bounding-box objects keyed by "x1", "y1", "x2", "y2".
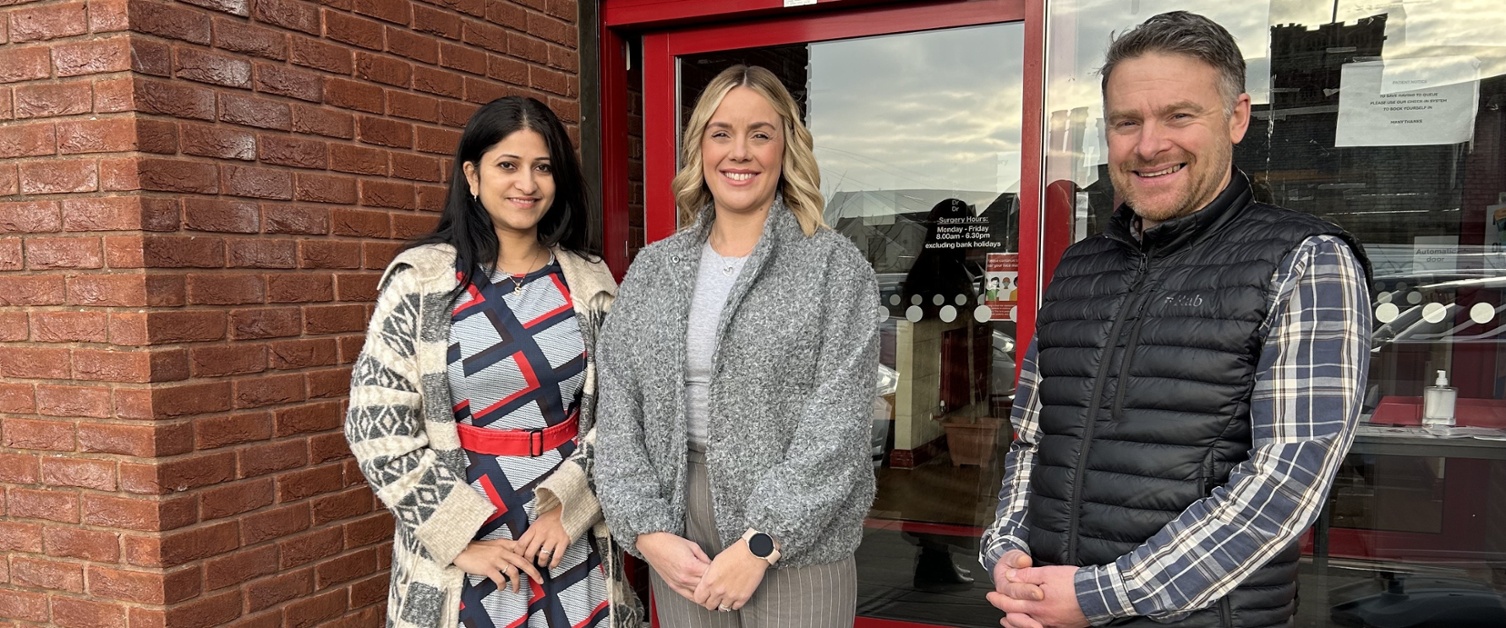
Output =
[{"x1": 456, "y1": 414, "x2": 578, "y2": 457}]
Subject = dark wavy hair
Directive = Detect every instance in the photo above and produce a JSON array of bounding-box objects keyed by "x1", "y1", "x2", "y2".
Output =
[
  {"x1": 406, "y1": 96, "x2": 597, "y2": 300},
  {"x1": 1101, "y1": 11, "x2": 1246, "y2": 114}
]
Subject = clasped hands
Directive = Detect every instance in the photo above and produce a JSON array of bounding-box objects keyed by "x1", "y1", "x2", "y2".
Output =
[
  {"x1": 453, "y1": 507, "x2": 571, "y2": 593},
  {"x1": 986, "y1": 549, "x2": 1091, "y2": 628},
  {"x1": 637, "y1": 531, "x2": 769, "y2": 613}
]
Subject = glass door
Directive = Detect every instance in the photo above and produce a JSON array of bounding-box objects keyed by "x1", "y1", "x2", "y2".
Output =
[{"x1": 641, "y1": 2, "x2": 1036, "y2": 625}]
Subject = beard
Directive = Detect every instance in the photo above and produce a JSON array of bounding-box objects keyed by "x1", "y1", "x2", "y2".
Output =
[{"x1": 1110, "y1": 143, "x2": 1233, "y2": 227}]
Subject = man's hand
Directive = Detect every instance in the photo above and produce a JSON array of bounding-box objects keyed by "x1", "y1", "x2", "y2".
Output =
[
  {"x1": 453, "y1": 538, "x2": 544, "y2": 593},
  {"x1": 692, "y1": 539, "x2": 770, "y2": 612},
  {"x1": 518, "y1": 507, "x2": 570, "y2": 569},
  {"x1": 636, "y1": 532, "x2": 712, "y2": 601},
  {"x1": 988, "y1": 549, "x2": 1043, "y2": 627},
  {"x1": 987, "y1": 565, "x2": 1089, "y2": 628}
]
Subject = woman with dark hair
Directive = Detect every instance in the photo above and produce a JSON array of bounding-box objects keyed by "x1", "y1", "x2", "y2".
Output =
[{"x1": 345, "y1": 96, "x2": 641, "y2": 628}]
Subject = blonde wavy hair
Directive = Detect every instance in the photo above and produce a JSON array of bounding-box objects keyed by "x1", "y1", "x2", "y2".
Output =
[{"x1": 672, "y1": 65, "x2": 826, "y2": 237}]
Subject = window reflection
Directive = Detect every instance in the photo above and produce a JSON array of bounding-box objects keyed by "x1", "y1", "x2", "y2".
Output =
[{"x1": 1048, "y1": 1, "x2": 1506, "y2": 625}]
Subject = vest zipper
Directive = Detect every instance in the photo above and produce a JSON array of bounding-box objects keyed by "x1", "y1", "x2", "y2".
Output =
[
  {"x1": 1109, "y1": 284, "x2": 1154, "y2": 420},
  {"x1": 1066, "y1": 253, "x2": 1149, "y2": 563}
]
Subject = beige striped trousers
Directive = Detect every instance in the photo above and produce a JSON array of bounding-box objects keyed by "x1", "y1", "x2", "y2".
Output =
[{"x1": 649, "y1": 448, "x2": 858, "y2": 628}]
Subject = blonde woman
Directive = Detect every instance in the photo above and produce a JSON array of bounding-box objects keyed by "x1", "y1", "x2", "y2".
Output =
[{"x1": 595, "y1": 65, "x2": 880, "y2": 627}]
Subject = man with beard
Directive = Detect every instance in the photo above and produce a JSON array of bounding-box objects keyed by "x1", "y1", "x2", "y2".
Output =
[{"x1": 980, "y1": 11, "x2": 1371, "y2": 628}]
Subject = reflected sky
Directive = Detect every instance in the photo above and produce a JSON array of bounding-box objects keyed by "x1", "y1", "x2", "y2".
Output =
[{"x1": 807, "y1": 22, "x2": 1025, "y2": 199}]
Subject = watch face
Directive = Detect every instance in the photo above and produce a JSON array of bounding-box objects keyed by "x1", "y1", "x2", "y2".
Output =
[{"x1": 748, "y1": 533, "x2": 774, "y2": 558}]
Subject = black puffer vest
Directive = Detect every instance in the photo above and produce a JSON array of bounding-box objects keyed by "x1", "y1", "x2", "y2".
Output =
[{"x1": 1027, "y1": 172, "x2": 1367, "y2": 627}]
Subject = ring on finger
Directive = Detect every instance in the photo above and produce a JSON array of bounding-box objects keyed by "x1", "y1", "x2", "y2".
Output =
[
  {"x1": 718, "y1": 605, "x2": 732, "y2": 612},
  {"x1": 540, "y1": 549, "x2": 553, "y2": 556}
]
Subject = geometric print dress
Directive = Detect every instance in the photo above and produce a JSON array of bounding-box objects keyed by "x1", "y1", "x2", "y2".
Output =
[{"x1": 447, "y1": 258, "x2": 610, "y2": 628}]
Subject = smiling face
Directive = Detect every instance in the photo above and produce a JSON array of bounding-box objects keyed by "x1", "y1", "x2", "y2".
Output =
[
  {"x1": 700, "y1": 86, "x2": 785, "y2": 218},
  {"x1": 463, "y1": 128, "x2": 555, "y2": 241},
  {"x1": 1104, "y1": 52, "x2": 1250, "y2": 229}
]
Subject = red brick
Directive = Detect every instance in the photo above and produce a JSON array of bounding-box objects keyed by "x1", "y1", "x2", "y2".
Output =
[
  {"x1": 257, "y1": 135, "x2": 325, "y2": 169},
  {"x1": 246, "y1": 567, "x2": 313, "y2": 611},
  {"x1": 204, "y1": 545, "x2": 278, "y2": 590},
  {"x1": 26, "y1": 235, "x2": 102, "y2": 269},
  {"x1": 352, "y1": 0, "x2": 407, "y2": 24},
  {"x1": 275, "y1": 463, "x2": 342, "y2": 503},
  {"x1": 235, "y1": 372, "x2": 306, "y2": 408},
  {"x1": 138, "y1": 234, "x2": 224, "y2": 268},
  {"x1": 131, "y1": 589, "x2": 242, "y2": 628},
  {"x1": 288, "y1": 36, "x2": 352, "y2": 74},
  {"x1": 298, "y1": 240, "x2": 361, "y2": 270},
  {"x1": 355, "y1": 52, "x2": 410, "y2": 87},
  {"x1": 134, "y1": 78, "x2": 216, "y2": 121},
  {"x1": 359, "y1": 179, "x2": 414, "y2": 209},
  {"x1": 9, "y1": 487, "x2": 79, "y2": 523},
  {"x1": 201, "y1": 477, "x2": 274, "y2": 520},
  {"x1": 386, "y1": 92, "x2": 438, "y2": 125},
  {"x1": 350, "y1": 572, "x2": 389, "y2": 608},
  {"x1": 390, "y1": 211, "x2": 439, "y2": 240},
  {"x1": 530, "y1": 65, "x2": 570, "y2": 96},
  {"x1": 0, "y1": 275, "x2": 65, "y2": 306},
  {"x1": 0, "y1": 161, "x2": 17, "y2": 195},
  {"x1": 0, "y1": 120, "x2": 56, "y2": 158},
  {"x1": 336, "y1": 272, "x2": 381, "y2": 302},
  {"x1": 0, "y1": 520, "x2": 44, "y2": 554},
  {"x1": 509, "y1": 31, "x2": 548, "y2": 64},
  {"x1": 180, "y1": 122, "x2": 256, "y2": 161},
  {"x1": 91, "y1": 75, "x2": 134, "y2": 112},
  {"x1": 309, "y1": 431, "x2": 351, "y2": 465},
  {"x1": 129, "y1": 36, "x2": 172, "y2": 76},
  {"x1": 438, "y1": 98, "x2": 477, "y2": 129},
  {"x1": 59, "y1": 196, "x2": 175, "y2": 233},
  {"x1": 124, "y1": 157, "x2": 219, "y2": 194},
  {"x1": 291, "y1": 104, "x2": 353, "y2": 139},
  {"x1": 314, "y1": 546, "x2": 377, "y2": 590},
  {"x1": 29, "y1": 310, "x2": 106, "y2": 343},
  {"x1": 49, "y1": 36, "x2": 128, "y2": 78},
  {"x1": 291, "y1": 171, "x2": 360, "y2": 203},
  {"x1": 0, "y1": 346, "x2": 70, "y2": 381},
  {"x1": 228, "y1": 237, "x2": 298, "y2": 268},
  {"x1": 305, "y1": 303, "x2": 367, "y2": 335},
  {"x1": 68, "y1": 348, "x2": 148, "y2": 383},
  {"x1": 230, "y1": 307, "x2": 303, "y2": 339},
  {"x1": 45, "y1": 527, "x2": 120, "y2": 563},
  {"x1": 307, "y1": 366, "x2": 351, "y2": 398},
  {"x1": 254, "y1": 63, "x2": 321, "y2": 102},
  {"x1": 0, "y1": 200, "x2": 60, "y2": 232},
  {"x1": 195, "y1": 411, "x2": 272, "y2": 450},
  {"x1": 486, "y1": 53, "x2": 527, "y2": 86},
  {"x1": 0, "y1": 46, "x2": 51, "y2": 83},
  {"x1": 239, "y1": 438, "x2": 307, "y2": 479},
  {"x1": 0, "y1": 309, "x2": 23, "y2": 336},
  {"x1": 182, "y1": 197, "x2": 258, "y2": 233},
  {"x1": 9, "y1": 2, "x2": 88, "y2": 42},
  {"x1": 284, "y1": 586, "x2": 345, "y2": 627},
  {"x1": 268, "y1": 338, "x2": 338, "y2": 369},
  {"x1": 415, "y1": 124, "x2": 460, "y2": 154},
  {"x1": 219, "y1": 92, "x2": 291, "y2": 131},
  {"x1": 188, "y1": 344, "x2": 267, "y2": 378},
  {"x1": 463, "y1": 75, "x2": 508, "y2": 104},
  {"x1": 251, "y1": 0, "x2": 319, "y2": 36},
  {"x1": 0, "y1": 380, "x2": 36, "y2": 413},
  {"x1": 0, "y1": 589, "x2": 49, "y2": 622},
  {"x1": 324, "y1": 11, "x2": 384, "y2": 51},
  {"x1": 311, "y1": 486, "x2": 371, "y2": 525},
  {"x1": 145, "y1": 380, "x2": 232, "y2": 419},
  {"x1": 130, "y1": 0, "x2": 211, "y2": 43},
  {"x1": 327, "y1": 208, "x2": 387, "y2": 238},
  {"x1": 323, "y1": 77, "x2": 384, "y2": 114},
  {"x1": 36, "y1": 384, "x2": 112, "y2": 419},
  {"x1": 386, "y1": 27, "x2": 437, "y2": 64},
  {"x1": 88, "y1": 564, "x2": 200, "y2": 605},
  {"x1": 82, "y1": 493, "x2": 197, "y2": 532},
  {"x1": 50, "y1": 596, "x2": 129, "y2": 628},
  {"x1": 2, "y1": 416, "x2": 74, "y2": 453},
  {"x1": 54, "y1": 117, "x2": 132, "y2": 154},
  {"x1": 78, "y1": 423, "x2": 153, "y2": 457},
  {"x1": 214, "y1": 18, "x2": 286, "y2": 60},
  {"x1": 412, "y1": 5, "x2": 459, "y2": 39},
  {"x1": 547, "y1": 43, "x2": 578, "y2": 73},
  {"x1": 459, "y1": 22, "x2": 505, "y2": 57},
  {"x1": 267, "y1": 274, "x2": 334, "y2": 303},
  {"x1": 272, "y1": 400, "x2": 341, "y2": 436},
  {"x1": 390, "y1": 153, "x2": 441, "y2": 183},
  {"x1": 277, "y1": 526, "x2": 341, "y2": 568},
  {"x1": 39, "y1": 456, "x2": 115, "y2": 491},
  {"x1": 486, "y1": 0, "x2": 526, "y2": 25},
  {"x1": 336, "y1": 335, "x2": 365, "y2": 363},
  {"x1": 0, "y1": 451, "x2": 40, "y2": 484},
  {"x1": 222, "y1": 164, "x2": 292, "y2": 200},
  {"x1": 328, "y1": 144, "x2": 387, "y2": 176},
  {"x1": 412, "y1": 66, "x2": 463, "y2": 99},
  {"x1": 187, "y1": 273, "x2": 264, "y2": 305},
  {"x1": 11, "y1": 557, "x2": 83, "y2": 593},
  {"x1": 136, "y1": 118, "x2": 180, "y2": 154},
  {"x1": 19, "y1": 158, "x2": 97, "y2": 194}
]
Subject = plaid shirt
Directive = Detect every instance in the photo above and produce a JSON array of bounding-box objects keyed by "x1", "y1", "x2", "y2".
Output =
[{"x1": 980, "y1": 234, "x2": 1371, "y2": 623}]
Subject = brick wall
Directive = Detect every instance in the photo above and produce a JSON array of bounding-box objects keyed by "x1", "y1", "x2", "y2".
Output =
[{"x1": 0, "y1": 0, "x2": 580, "y2": 625}]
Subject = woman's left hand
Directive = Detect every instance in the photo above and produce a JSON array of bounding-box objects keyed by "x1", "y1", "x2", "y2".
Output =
[
  {"x1": 519, "y1": 507, "x2": 571, "y2": 569},
  {"x1": 692, "y1": 542, "x2": 770, "y2": 612}
]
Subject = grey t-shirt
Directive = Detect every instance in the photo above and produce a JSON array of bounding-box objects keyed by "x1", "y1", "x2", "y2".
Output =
[{"x1": 685, "y1": 240, "x2": 748, "y2": 449}]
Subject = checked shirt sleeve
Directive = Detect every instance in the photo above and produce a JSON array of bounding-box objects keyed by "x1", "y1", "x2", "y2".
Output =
[
  {"x1": 1074, "y1": 235, "x2": 1372, "y2": 623},
  {"x1": 979, "y1": 341, "x2": 1044, "y2": 576}
]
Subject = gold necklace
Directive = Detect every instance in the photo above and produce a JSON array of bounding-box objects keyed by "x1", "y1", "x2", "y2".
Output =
[{"x1": 500, "y1": 248, "x2": 545, "y2": 296}]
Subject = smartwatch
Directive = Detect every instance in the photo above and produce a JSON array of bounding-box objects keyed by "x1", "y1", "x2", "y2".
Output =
[{"x1": 741, "y1": 529, "x2": 780, "y2": 566}]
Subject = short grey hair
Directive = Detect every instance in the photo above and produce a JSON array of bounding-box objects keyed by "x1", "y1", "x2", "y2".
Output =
[{"x1": 1100, "y1": 11, "x2": 1246, "y2": 113}]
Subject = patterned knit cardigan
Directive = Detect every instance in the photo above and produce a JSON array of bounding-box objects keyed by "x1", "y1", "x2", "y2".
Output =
[{"x1": 343, "y1": 242, "x2": 644, "y2": 628}]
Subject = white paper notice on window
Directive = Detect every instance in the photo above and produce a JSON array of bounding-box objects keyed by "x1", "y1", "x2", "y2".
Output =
[
  {"x1": 1335, "y1": 57, "x2": 1479, "y2": 147},
  {"x1": 784, "y1": 0, "x2": 816, "y2": 6}
]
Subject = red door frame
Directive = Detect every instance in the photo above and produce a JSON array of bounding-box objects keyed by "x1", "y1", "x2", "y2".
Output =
[{"x1": 600, "y1": 0, "x2": 1052, "y2": 354}]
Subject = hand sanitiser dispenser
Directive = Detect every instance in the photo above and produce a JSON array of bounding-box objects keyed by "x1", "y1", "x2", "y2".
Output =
[{"x1": 1422, "y1": 370, "x2": 1457, "y2": 428}]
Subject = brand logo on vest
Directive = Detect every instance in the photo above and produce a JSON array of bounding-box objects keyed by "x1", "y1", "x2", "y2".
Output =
[{"x1": 1163, "y1": 293, "x2": 1205, "y2": 308}]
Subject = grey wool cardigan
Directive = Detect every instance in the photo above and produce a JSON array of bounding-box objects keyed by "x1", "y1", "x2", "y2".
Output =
[
  {"x1": 595, "y1": 201, "x2": 881, "y2": 569},
  {"x1": 343, "y1": 243, "x2": 644, "y2": 628}
]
